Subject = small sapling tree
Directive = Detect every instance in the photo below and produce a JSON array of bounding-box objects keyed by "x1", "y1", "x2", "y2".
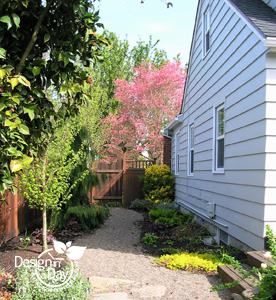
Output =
[{"x1": 19, "y1": 119, "x2": 88, "y2": 251}]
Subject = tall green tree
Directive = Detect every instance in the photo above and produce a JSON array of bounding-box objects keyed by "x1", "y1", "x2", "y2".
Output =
[
  {"x1": 0, "y1": 0, "x2": 108, "y2": 198},
  {"x1": 91, "y1": 31, "x2": 169, "y2": 114}
]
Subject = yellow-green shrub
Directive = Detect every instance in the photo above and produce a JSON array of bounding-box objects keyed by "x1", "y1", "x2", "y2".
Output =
[
  {"x1": 141, "y1": 165, "x2": 174, "y2": 203},
  {"x1": 155, "y1": 252, "x2": 225, "y2": 272}
]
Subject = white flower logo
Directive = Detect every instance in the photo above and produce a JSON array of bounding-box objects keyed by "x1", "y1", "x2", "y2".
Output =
[{"x1": 53, "y1": 240, "x2": 86, "y2": 260}]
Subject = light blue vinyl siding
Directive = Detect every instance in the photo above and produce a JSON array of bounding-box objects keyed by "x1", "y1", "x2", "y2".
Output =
[{"x1": 171, "y1": 0, "x2": 272, "y2": 250}]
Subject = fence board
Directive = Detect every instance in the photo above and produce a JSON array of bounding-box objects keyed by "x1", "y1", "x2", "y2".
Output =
[
  {"x1": 0, "y1": 191, "x2": 41, "y2": 243},
  {"x1": 123, "y1": 169, "x2": 145, "y2": 208}
]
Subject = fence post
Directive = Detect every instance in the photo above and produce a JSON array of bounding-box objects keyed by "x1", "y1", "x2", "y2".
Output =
[
  {"x1": 153, "y1": 158, "x2": 157, "y2": 165},
  {"x1": 122, "y1": 147, "x2": 127, "y2": 207}
]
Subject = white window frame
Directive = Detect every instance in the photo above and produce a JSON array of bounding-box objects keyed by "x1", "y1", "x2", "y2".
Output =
[
  {"x1": 175, "y1": 132, "x2": 180, "y2": 175},
  {"x1": 213, "y1": 101, "x2": 225, "y2": 174},
  {"x1": 202, "y1": 5, "x2": 211, "y2": 57},
  {"x1": 187, "y1": 123, "x2": 194, "y2": 176}
]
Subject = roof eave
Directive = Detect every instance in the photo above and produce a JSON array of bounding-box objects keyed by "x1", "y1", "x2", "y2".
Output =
[
  {"x1": 265, "y1": 37, "x2": 276, "y2": 52},
  {"x1": 163, "y1": 114, "x2": 184, "y2": 136}
]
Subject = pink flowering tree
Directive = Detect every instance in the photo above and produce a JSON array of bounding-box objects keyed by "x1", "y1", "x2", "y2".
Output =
[{"x1": 101, "y1": 62, "x2": 186, "y2": 163}]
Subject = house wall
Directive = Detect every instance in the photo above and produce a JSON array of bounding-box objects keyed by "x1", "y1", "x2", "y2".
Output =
[{"x1": 171, "y1": 0, "x2": 271, "y2": 250}]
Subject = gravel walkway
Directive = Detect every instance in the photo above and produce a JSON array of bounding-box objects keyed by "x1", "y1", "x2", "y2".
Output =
[{"x1": 75, "y1": 208, "x2": 232, "y2": 300}]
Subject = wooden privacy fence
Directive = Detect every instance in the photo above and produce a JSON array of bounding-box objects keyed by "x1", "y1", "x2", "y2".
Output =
[
  {"x1": 89, "y1": 155, "x2": 156, "y2": 207},
  {"x1": 0, "y1": 191, "x2": 41, "y2": 243}
]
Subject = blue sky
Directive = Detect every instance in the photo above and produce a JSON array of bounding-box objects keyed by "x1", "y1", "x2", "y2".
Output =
[{"x1": 95, "y1": 0, "x2": 198, "y2": 64}]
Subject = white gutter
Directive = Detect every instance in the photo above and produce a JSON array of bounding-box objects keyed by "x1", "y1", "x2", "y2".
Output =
[
  {"x1": 162, "y1": 114, "x2": 184, "y2": 138},
  {"x1": 265, "y1": 37, "x2": 276, "y2": 52}
]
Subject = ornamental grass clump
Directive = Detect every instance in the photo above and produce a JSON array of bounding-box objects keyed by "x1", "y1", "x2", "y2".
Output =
[{"x1": 155, "y1": 252, "x2": 225, "y2": 272}]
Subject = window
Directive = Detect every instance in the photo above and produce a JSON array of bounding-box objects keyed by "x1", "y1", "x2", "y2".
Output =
[
  {"x1": 203, "y1": 5, "x2": 210, "y2": 56},
  {"x1": 213, "y1": 103, "x2": 225, "y2": 172},
  {"x1": 188, "y1": 123, "x2": 194, "y2": 175},
  {"x1": 175, "y1": 133, "x2": 180, "y2": 175}
]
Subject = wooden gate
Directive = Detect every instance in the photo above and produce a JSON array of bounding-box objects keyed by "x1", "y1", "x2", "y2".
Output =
[
  {"x1": 89, "y1": 159, "x2": 124, "y2": 205},
  {"x1": 89, "y1": 154, "x2": 156, "y2": 207}
]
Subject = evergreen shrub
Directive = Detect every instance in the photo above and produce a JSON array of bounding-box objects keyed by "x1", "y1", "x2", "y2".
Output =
[
  {"x1": 141, "y1": 165, "x2": 174, "y2": 203},
  {"x1": 59, "y1": 205, "x2": 109, "y2": 230}
]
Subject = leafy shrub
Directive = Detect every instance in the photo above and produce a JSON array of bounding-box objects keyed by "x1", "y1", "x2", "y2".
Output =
[
  {"x1": 156, "y1": 202, "x2": 175, "y2": 211},
  {"x1": 155, "y1": 252, "x2": 225, "y2": 272},
  {"x1": 63, "y1": 205, "x2": 109, "y2": 230},
  {"x1": 161, "y1": 247, "x2": 182, "y2": 255},
  {"x1": 142, "y1": 233, "x2": 158, "y2": 245},
  {"x1": 149, "y1": 209, "x2": 193, "y2": 227},
  {"x1": 141, "y1": 165, "x2": 174, "y2": 203},
  {"x1": 12, "y1": 264, "x2": 91, "y2": 299},
  {"x1": 149, "y1": 209, "x2": 176, "y2": 220},
  {"x1": 130, "y1": 198, "x2": 157, "y2": 211}
]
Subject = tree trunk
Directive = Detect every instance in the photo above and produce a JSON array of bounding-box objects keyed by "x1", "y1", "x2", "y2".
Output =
[
  {"x1": 42, "y1": 156, "x2": 47, "y2": 252},
  {"x1": 42, "y1": 202, "x2": 47, "y2": 251}
]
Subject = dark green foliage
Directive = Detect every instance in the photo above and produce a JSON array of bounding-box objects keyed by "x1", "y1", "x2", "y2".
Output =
[
  {"x1": 68, "y1": 126, "x2": 99, "y2": 207},
  {"x1": 0, "y1": 0, "x2": 108, "y2": 196},
  {"x1": 63, "y1": 205, "x2": 109, "y2": 230},
  {"x1": 130, "y1": 199, "x2": 176, "y2": 211},
  {"x1": 48, "y1": 125, "x2": 100, "y2": 230},
  {"x1": 141, "y1": 165, "x2": 174, "y2": 203},
  {"x1": 130, "y1": 198, "x2": 156, "y2": 211}
]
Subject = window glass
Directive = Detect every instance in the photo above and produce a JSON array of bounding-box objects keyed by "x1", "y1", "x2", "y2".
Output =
[
  {"x1": 175, "y1": 134, "x2": 179, "y2": 175},
  {"x1": 189, "y1": 124, "x2": 194, "y2": 175},
  {"x1": 205, "y1": 7, "x2": 210, "y2": 31},
  {"x1": 203, "y1": 6, "x2": 210, "y2": 55},
  {"x1": 217, "y1": 139, "x2": 224, "y2": 169},
  {"x1": 218, "y1": 107, "x2": 224, "y2": 136},
  {"x1": 214, "y1": 104, "x2": 225, "y2": 172}
]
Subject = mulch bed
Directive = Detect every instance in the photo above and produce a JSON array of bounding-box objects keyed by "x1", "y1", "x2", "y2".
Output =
[
  {"x1": 139, "y1": 211, "x2": 217, "y2": 257},
  {"x1": 138, "y1": 210, "x2": 247, "y2": 275}
]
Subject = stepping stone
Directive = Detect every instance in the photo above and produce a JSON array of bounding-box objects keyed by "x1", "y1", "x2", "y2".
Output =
[
  {"x1": 132, "y1": 284, "x2": 167, "y2": 298},
  {"x1": 89, "y1": 276, "x2": 133, "y2": 291},
  {"x1": 92, "y1": 292, "x2": 129, "y2": 300}
]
